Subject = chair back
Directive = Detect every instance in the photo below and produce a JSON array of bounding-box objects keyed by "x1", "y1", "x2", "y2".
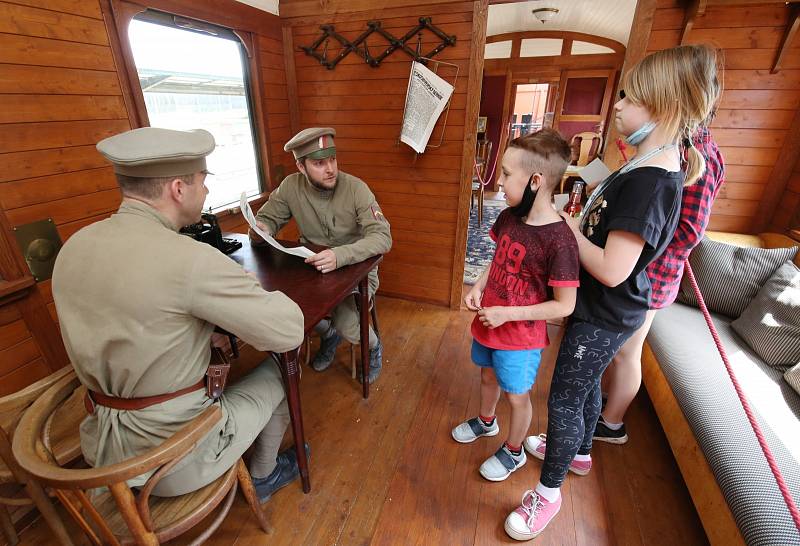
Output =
[
  {"x1": 0, "y1": 365, "x2": 74, "y2": 436},
  {"x1": 476, "y1": 139, "x2": 493, "y2": 181},
  {"x1": 12, "y1": 372, "x2": 237, "y2": 545},
  {"x1": 571, "y1": 131, "x2": 603, "y2": 166},
  {"x1": 0, "y1": 365, "x2": 80, "y2": 546}
]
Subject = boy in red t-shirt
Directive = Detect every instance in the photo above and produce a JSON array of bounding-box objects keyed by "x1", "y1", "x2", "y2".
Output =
[{"x1": 452, "y1": 129, "x2": 580, "y2": 481}]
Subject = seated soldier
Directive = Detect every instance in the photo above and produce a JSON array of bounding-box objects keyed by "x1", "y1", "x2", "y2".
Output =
[
  {"x1": 250, "y1": 127, "x2": 392, "y2": 383},
  {"x1": 52, "y1": 127, "x2": 305, "y2": 502}
]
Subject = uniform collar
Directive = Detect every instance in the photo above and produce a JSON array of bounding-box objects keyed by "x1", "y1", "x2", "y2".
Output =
[{"x1": 117, "y1": 199, "x2": 179, "y2": 232}]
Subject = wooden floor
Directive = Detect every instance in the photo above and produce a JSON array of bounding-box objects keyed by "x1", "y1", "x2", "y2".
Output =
[{"x1": 12, "y1": 295, "x2": 708, "y2": 546}]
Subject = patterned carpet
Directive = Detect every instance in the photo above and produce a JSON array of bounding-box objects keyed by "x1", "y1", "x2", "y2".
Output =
[{"x1": 463, "y1": 198, "x2": 506, "y2": 285}]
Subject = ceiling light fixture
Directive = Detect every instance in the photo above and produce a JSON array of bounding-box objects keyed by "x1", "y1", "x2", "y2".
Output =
[{"x1": 532, "y1": 7, "x2": 559, "y2": 24}]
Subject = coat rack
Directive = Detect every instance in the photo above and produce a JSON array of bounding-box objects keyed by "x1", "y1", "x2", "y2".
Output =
[{"x1": 300, "y1": 17, "x2": 456, "y2": 70}]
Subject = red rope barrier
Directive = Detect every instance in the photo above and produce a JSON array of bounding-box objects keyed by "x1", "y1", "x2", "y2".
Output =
[{"x1": 684, "y1": 260, "x2": 800, "y2": 532}]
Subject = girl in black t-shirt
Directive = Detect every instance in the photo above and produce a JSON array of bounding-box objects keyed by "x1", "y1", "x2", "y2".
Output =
[{"x1": 504, "y1": 45, "x2": 720, "y2": 542}]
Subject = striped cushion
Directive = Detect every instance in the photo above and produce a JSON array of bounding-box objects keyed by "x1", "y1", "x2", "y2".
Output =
[
  {"x1": 733, "y1": 261, "x2": 800, "y2": 368},
  {"x1": 649, "y1": 304, "x2": 800, "y2": 546},
  {"x1": 787, "y1": 363, "x2": 800, "y2": 396},
  {"x1": 677, "y1": 237, "x2": 798, "y2": 318}
]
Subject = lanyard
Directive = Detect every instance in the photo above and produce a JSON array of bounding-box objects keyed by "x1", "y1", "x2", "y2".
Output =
[{"x1": 579, "y1": 143, "x2": 675, "y2": 232}]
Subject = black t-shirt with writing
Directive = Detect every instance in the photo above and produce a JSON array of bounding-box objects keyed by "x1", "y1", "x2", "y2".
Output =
[{"x1": 573, "y1": 167, "x2": 683, "y2": 332}]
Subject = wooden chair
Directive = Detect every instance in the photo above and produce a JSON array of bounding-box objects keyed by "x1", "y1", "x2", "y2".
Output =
[
  {"x1": 0, "y1": 365, "x2": 81, "y2": 546},
  {"x1": 560, "y1": 131, "x2": 603, "y2": 194},
  {"x1": 302, "y1": 297, "x2": 380, "y2": 380},
  {"x1": 12, "y1": 371, "x2": 270, "y2": 546},
  {"x1": 471, "y1": 139, "x2": 493, "y2": 224},
  {"x1": 349, "y1": 296, "x2": 380, "y2": 379}
]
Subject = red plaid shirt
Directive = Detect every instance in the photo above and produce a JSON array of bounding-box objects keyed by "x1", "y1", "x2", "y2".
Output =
[{"x1": 646, "y1": 127, "x2": 725, "y2": 309}]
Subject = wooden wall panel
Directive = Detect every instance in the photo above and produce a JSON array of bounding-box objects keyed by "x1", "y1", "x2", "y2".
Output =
[
  {"x1": 773, "y1": 164, "x2": 800, "y2": 232},
  {"x1": 282, "y1": 0, "x2": 482, "y2": 305},
  {"x1": 0, "y1": 0, "x2": 287, "y2": 392},
  {"x1": 0, "y1": 0, "x2": 131, "y2": 384},
  {"x1": 645, "y1": 1, "x2": 800, "y2": 234},
  {"x1": 258, "y1": 33, "x2": 296, "y2": 188}
]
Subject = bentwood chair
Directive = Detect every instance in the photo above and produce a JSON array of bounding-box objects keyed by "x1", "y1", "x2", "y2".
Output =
[
  {"x1": 0, "y1": 365, "x2": 81, "y2": 546},
  {"x1": 560, "y1": 131, "x2": 603, "y2": 194},
  {"x1": 12, "y1": 371, "x2": 270, "y2": 546},
  {"x1": 349, "y1": 296, "x2": 381, "y2": 379},
  {"x1": 302, "y1": 296, "x2": 380, "y2": 380}
]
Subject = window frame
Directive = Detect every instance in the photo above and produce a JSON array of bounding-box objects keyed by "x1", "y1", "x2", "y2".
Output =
[{"x1": 103, "y1": 0, "x2": 276, "y2": 213}]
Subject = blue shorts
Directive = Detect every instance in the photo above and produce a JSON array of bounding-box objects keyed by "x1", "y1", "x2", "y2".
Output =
[{"x1": 471, "y1": 339, "x2": 542, "y2": 394}]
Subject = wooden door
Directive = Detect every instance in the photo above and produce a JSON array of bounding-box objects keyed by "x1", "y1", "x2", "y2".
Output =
[{"x1": 553, "y1": 69, "x2": 616, "y2": 143}]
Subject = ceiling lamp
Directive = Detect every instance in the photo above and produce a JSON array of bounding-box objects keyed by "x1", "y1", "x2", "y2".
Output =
[{"x1": 532, "y1": 7, "x2": 559, "y2": 24}]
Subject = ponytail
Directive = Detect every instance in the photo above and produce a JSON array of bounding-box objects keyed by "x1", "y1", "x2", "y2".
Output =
[{"x1": 684, "y1": 144, "x2": 705, "y2": 186}]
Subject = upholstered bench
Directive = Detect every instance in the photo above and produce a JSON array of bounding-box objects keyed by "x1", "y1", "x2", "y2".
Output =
[{"x1": 642, "y1": 231, "x2": 800, "y2": 546}]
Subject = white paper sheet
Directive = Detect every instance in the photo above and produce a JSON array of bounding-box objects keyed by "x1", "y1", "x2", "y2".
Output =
[
  {"x1": 553, "y1": 193, "x2": 569, "y2": 211},
  {"x1": 578, "y1": 158, "x2": 612, "y2": 187},
  {"x1": 400, "y1": 61, "x2": 454, "y2": 153},
  {"x1": 239, "y1": 192, "x2": 315, "y2": 259}
]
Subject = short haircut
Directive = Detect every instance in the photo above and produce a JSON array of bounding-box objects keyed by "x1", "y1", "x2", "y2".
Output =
[
  {"x1": 115, "y1": 173, "x2": 194, "y2": 200},
  {"x1": 507, "y1": 129, "x2": 571, "y2": 189}
]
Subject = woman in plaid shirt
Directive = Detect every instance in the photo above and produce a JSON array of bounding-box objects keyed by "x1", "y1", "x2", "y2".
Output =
[{"x1": 595, "y1": 125, "x2": 726, "y2": 444}]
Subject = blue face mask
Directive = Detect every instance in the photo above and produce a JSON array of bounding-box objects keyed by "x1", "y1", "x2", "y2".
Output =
[{"x1": 625, "y1": 121, "x2": 657, "y2": 146}]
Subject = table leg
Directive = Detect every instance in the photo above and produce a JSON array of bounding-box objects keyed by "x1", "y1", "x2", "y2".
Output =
[
  {"x1": 359, "y1": 277, "x2": 370, "y2": 399},
  {"x1": 278, "y1": 348, "x2": 310, "y2": 493}
]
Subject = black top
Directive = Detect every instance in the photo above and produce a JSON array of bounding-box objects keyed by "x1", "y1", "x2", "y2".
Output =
[{"x1": 572, "y1": 166, "x2": 684, "y2": 332}]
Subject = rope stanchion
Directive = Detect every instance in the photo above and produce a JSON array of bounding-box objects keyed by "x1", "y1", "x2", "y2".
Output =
[{"x1": 684, "y1": 260, "x2": 800, "y2": 532}]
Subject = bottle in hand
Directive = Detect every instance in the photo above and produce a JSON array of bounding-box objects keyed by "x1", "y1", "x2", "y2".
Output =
[{"x1": 564, "y1": 180, "x2": 585, "y2": 217}]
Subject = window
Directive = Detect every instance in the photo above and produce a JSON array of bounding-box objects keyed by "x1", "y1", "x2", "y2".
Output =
[{"x1": 128, "y1": 13, "x2": 262, "y2": 211}]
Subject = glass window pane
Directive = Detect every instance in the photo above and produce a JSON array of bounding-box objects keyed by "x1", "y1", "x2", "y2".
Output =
[{"x1": 128, "y1": 18, "x2": 261, "y2": 211}]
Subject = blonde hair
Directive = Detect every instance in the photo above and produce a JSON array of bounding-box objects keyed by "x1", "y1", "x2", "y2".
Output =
[{"x1": 623, "y1": 44, "x2": 721, "y2": 185}]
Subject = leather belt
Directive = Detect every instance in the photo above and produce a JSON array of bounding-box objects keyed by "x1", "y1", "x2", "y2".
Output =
[{"x1": 84, "y1": 379, "x2": 206, "y2": 415}]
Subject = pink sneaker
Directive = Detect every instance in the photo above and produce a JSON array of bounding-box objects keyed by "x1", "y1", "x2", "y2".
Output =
[
  {"x1": 523, "y1": 434, "x2": 592, "y2": 476},
  {"x1": 504, "y1": 489, "x2": 562, "y2": 540}
]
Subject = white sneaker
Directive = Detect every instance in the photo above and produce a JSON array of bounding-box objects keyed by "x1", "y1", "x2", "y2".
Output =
[
  {"x1": 451, "y1": 417, "x2": 499, "y2": 443},
  {"x1": 479, "y1": 445, "x2": 526, "y2": 481}
]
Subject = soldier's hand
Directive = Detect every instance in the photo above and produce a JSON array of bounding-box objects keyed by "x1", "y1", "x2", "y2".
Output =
[
  {"x1": 306, "y1": 249, "x2": 337, "y2": 274},
  {"x1": 249, "y1": 221, "x2": 269, "y2": 245}
]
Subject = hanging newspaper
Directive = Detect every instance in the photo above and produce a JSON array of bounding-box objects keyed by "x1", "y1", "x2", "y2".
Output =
[{"x1": 400, "y1": 61, "x2": 454, "y2": 153}]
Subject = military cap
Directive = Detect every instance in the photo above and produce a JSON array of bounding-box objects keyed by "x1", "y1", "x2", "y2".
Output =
[
  {"x1": 96, "y1": 127, "x2": 215, "y2": 178},
  {"x1": 284, "y1": 127, "x2": 336, "y2": 160}
]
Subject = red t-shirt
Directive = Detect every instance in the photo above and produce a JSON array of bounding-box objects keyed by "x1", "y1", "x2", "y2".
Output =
[{"x1": 472, "y1": 209, "x2": 580, "y2": 350}]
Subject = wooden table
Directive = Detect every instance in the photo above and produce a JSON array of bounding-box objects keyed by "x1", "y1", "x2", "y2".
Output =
[{"x1": 225, "y1": 233, "x2": 382, "y2": 493}]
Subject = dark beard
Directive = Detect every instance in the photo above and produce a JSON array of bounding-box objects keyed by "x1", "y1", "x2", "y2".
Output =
[
  {"x1": 305, "y1": 171, "x2": 336, "y2": 190},
  {"x1": 509, "y1": 176, "x2": 536, "y2": 217}
]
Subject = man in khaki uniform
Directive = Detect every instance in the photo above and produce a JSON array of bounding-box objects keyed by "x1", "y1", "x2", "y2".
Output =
[
  {"x1": 52, "y1": 127, "x2": 305, "y2": 501},
  {"x1": 251, "y1": 127, "x2": 391, "y2": 383}
]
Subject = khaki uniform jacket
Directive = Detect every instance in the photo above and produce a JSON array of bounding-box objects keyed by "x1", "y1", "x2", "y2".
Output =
[
  {"x1": 52, "y1": 201, "x2": 304, "y2": 485},
  {"x1": 255, "y1": 171, "x2": 392, "y2": 281}
]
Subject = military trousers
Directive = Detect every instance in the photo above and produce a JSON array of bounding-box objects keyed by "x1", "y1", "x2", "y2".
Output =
[{"x1": 152, "y1": 358, "x2": 288, "y2": 496}]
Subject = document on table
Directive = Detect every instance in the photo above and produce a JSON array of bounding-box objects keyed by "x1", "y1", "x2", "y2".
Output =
[
  {"x1": 400, "y1": 61, "x2": 454, "y2": 153},
  {"x1": 239, "y1": 193, "x2": 315, "y2": 259}
]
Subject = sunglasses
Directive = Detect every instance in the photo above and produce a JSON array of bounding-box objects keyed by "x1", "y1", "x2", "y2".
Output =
[{"x1": 619, "y1": 89, "x2": 626, "y2": 100}]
